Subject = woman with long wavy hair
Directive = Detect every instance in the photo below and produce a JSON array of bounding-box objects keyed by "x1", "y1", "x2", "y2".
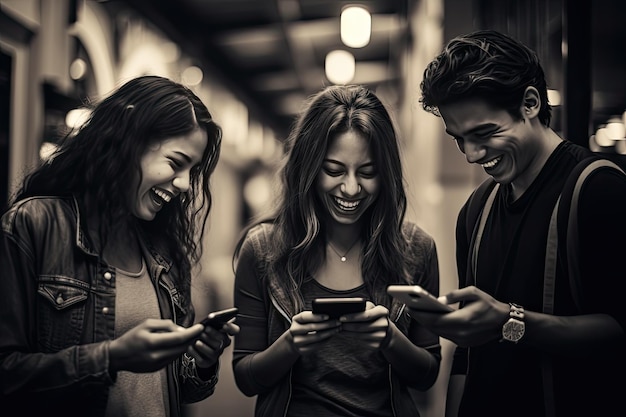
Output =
[
  {"x1": 0, "y1": 75, "x2": 238, "y2": 417},
  {"x1": 232, "y1": 84, "x2": 441, "y2": 417}
]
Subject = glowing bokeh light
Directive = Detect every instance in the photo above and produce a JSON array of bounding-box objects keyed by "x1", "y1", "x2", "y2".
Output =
[
  {"x1": 182, "y1": 66, "x2": 203, "y2": 86},
  {"x1": 341, "y1": 6, "x2": 371, "y2": 48},
  {"x1": 325, "y1": 50, "x2": 355, "y2": 85}
]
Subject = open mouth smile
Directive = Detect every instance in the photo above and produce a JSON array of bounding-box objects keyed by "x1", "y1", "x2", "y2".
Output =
[
  {"x1": 480, "y1": 155, "x2": 503, "y2": 169},
  {"x1": 333, "y1": 196, "x2": 361, "y2": 212},
  {"x1": 151, "y1": 187, "x2": 173, "y2": 207}
]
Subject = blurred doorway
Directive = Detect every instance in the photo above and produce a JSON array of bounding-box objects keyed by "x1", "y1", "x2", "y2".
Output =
[{"x1": 0, "y1": 48, "x2": 11, "y2": 212}]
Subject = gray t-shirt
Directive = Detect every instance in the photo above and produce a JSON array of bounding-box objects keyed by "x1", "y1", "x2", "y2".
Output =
[
  {"x1": 286, "y1": 279, "x2": 392, "y2": 417},
  {"x1": 105, "y1": 261, "x2": 169, "y2": 417}
]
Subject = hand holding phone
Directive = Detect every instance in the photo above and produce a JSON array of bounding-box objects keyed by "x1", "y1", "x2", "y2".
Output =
[
  {"x1": 312, "y1": 297, "x2": 367, "y2": 319},
  {"x1": 200, "y1": 307, "x2": 239, "y2": 329},
  {"x1": 387, "y1": 285, "x2": 453, "y2": 313}
]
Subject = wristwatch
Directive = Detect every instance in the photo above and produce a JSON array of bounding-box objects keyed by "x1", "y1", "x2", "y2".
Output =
[{"x1": 501, "y1": 303, "x2": 525, "y2": 343}]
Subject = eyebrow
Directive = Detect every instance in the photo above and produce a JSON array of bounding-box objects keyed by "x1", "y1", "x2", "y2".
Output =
[
  {"x1": 445, "y1": 122, "x2": 499, "y2": 138},
  {"x1": 173, "y1": 151, "x2": 193, "y2": 163},
  {"x1": 324, "y1": 158, "x2": 375, "y2": 167}
]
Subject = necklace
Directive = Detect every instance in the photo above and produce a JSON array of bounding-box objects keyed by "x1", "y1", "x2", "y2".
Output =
[{"x1": 328, "y1": 239, "x2": 360, "y2": 262}]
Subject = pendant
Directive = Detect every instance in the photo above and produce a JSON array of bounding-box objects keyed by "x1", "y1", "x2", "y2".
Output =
[{"x1": 340, "y1": 256, "x2": 347, "y2": 262}]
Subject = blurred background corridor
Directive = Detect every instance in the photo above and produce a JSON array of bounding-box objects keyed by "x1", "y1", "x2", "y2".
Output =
[{"x1": 1, "y1": 0, "x2": 625, "y2": 416}]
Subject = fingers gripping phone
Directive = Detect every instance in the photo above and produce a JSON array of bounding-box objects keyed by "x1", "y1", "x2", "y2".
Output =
[
  {"x1": 200, "y1": 307, "x2": 239, "y2": 328},
  {"x1": 387, "y1": 285, "x2": 453, "y2": 313},
  {"x1": 312, "y1": 297, "x2": 367, "y2": 318}
]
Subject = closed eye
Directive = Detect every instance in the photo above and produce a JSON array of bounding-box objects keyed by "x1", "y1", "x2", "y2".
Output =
[
  {"x1": 323, "y1": 167, "x2": 344, "y2": 177},
  {"x1": 359, "y1": 169, "x2": 377, "y2": 178},
  {"x1": 473, "y1": 130, "x2": 496, "y2": 140},
  {"x1": 169, "y1": 158, "x2": 184, "y2": 168}
]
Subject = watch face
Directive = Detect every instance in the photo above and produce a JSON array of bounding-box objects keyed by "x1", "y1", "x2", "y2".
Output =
[{"x1": 502, "y1": 319, "x2": 525, "y2": 342}]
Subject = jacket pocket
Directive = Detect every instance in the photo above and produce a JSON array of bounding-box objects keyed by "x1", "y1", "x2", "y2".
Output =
[{"x1": 37, "y1": 277, "x2": 89, "y2": 351}]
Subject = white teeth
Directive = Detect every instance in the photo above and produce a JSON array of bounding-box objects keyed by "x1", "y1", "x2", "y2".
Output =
[
  {"x1": 152, "y1": 188, "x2": 172, "y2": 203},
  {"x1": 481, "y1": 156, "x2": 502, "y2": 169},
  {"x1": 333, "y1": 196, "x2": 360, "y2": 211}
]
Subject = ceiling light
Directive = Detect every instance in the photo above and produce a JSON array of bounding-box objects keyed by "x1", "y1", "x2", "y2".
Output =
[
  {"x1": 606, "y1": 117, "x2": 626, "y2": 140},
  {"x1": 325, "y1": 50, "x2": 355, "y2": 85},
  {"x1": 182, "y1": 66, "x2": 203, "y2": 86},
  {"x1": 69, "y1": 58, "x2": 88, "y2": 81},
  {"x1": 65, "y1": 108, "x2": 91, "y2": 129},
  {"x1": 594, "y1": 127, "x2": 614, "y2": 147},
  {"x1": 547, "y1": 89, "x2": 561, "y2": 106},
  {"x1": 341, "y1": 6, "x2": 371, "y2": 48},
  {"x1": 39, "y1": 142, "x2": 58, "y2": 161}
]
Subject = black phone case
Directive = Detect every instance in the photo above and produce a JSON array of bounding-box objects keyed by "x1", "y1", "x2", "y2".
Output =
[
  {"x1": 200, "y1": 307, "x2": 239, "y2": 328},
  {"x1": 312, "y1": 297, "x2": 366, "y2": 318},
  {"x1": 387, "y1": 285, "x2": 453, "y2": 313}
]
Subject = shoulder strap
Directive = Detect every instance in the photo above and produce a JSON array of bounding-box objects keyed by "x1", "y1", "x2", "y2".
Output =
[
  {"x1": 545, "y1": 157, "x2": 626, "y2": 313},
  {"x1": 542, "y1": 197, "x2": 560, "y2": 417},
  {"x1": 465, "y1": 178, "x2": 498, "y2": 281},
  {"x1": 465, "y1": 178, "x2": 498, "y2": 240},
  {"x1": 561, "y1": 158, "x2": 625, "y2": 311},
  {"x1": 542, "y1": 157, "x2": 625, "y2": 417},
  {"x1": 470, "y1": 182, "x2": 499, "y2": 283}
]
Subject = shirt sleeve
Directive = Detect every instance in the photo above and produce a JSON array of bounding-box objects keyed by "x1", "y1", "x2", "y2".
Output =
[
  {"x1": 408, "y1": 232, "x2": 443, "y2": 350},
  {"x1": 0, "y1": 206, "x2": 114, "y2": 401},
  {"x1": 231, "y1": 232, "x2": 273, "y2": 394},
  {"x1": 179, "y1": 354, "x2": 219, "y2": 403}
]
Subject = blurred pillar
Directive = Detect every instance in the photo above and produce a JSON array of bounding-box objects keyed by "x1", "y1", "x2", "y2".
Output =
[{"x1": 563, "y1": 0, "x2": 592, "y2": 147}]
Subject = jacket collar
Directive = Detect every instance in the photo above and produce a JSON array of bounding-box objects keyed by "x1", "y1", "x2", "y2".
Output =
[
  {"x1": 71, "y1": 195, "x2": 172, "y2": 272},
  {"x1": 72, "y1": 196, "x2": 99, "y2": 256}
]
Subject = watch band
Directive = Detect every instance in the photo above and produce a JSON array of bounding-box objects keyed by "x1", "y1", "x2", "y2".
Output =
[
  {"x1": 509, "y1": 303, "x2": 524, "y2": 320},
  {"x1": 501, "y1": 302, "x2": 525, "y2": 343}
]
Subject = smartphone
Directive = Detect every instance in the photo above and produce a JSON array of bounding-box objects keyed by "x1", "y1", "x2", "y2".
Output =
[
  {"x1": 387, "y1": 285, "x2": 453, "y2": 313},
  {"x1": 312, "y1": 297, "x2": 367, "y2": 318},
  {"x1": 200, "y1": 307, "x2": 239, "y2": 328}
]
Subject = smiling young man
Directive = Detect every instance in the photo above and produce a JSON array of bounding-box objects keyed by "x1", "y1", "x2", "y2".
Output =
[{"x1": 411, "y1": 30, "x2": 626, "y2": 417}]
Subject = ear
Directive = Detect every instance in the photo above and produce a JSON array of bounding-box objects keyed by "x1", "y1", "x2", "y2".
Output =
[{"x1": 521, "y1": 86, "x2": 540, "y2": 119}]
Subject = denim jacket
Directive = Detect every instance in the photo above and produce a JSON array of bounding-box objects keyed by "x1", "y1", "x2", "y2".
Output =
[
  {"x1": 0, "y1": 196, "x2": 218, "y2": 417},
  {"x1": 233, "y1": 222, "x2": 442, "y2": 417}
]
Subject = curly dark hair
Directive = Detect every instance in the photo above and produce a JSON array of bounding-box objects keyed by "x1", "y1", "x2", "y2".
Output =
[
  {"x1": 13, "y1": 75, "x2": 222, "y2": 302},
  {"x1": 420, "y1": 30, "x2": 552, "y2": 126}
]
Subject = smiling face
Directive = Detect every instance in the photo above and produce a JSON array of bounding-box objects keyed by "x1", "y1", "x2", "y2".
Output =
[
  {"x1": 132, "y1": 128, "x2": 208, "y2": 221},
  {"x1": 438, "y1": 97, "x2": 543, "y2": 186},
  {"x1": 316, "y1": 129, "x2": 380, "y2": 226}
]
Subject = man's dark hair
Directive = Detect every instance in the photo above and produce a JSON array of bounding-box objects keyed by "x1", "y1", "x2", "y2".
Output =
[{"x1": 420, "y1": 30, "x2": 552, "y2": 126}]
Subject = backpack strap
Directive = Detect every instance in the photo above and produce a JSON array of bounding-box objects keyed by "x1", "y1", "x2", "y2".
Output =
[
  {"x1": 542, "y1": 198, "x2": 560, "y2": 417},
  {"x1": 560, "y1": 158, "x2": 626, "y2": 311},
  {"x1": 465, "y1": 178, "x2": 498, "y2": 238},
  {"x1": 465, "y1": 178, "x2": 498, "y2": 285},
  {"x1": 470, "y1": 182, "x2": 499, "y2": 283},
  {"x1": 543, "y1": 199, "x2": 560, "y2": 314},
  {"x1": 541, "y1": 157, "x2": 625, "y2": 417}
]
